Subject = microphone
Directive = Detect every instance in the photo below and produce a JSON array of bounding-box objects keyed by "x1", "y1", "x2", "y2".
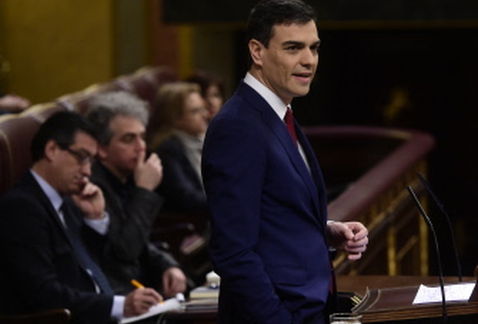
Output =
[
  {"x1": 417, "y1": 173, "x2": 463, "y2": 282},
  {"x1": 407, "y1": 185, "x2": 447, "y2": 324}
]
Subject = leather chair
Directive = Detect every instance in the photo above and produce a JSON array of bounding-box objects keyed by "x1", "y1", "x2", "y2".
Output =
[
  {"x1": 56, "y1": 82, "x2": 123, "y2": 115},
  {"x1": 0, "y1": 309, "x2": 70, "y2": 324},
  {"x1": 0, "y1": 102, "x2": 65, "y2": 195},
  {"x1": 22, "y1": 102, "x2": 65, "y2": 123},
  {"x1": 113, "y1": 65, "x2": 178, "y2": 111},
  {"x1": 0, "y1": 114, "x2": 41, "y2": 195}
]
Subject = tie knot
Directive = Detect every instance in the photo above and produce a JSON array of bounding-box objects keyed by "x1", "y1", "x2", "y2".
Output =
[{"x1": 284, "y1": 107, "x2": 294, "y2": 123}]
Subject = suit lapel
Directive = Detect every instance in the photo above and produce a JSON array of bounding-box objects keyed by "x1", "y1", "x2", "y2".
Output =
[
  {"x1": 238, "y1": 83, "x2": 325, "y2": 228},
  {"x1": 23, "y1": 172, "x2": 74, "y2": 246},
  {"x1": 295, "y1": 124, "x2": 328, "y2": 224}
]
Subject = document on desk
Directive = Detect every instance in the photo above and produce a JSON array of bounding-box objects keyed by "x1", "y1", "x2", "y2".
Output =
[
  {"x1": 120, "y1": 298, "x2": 182, "y2": 323},
  {"x1": 412, "y1": 283, "x2": 476, "y2": 304}
]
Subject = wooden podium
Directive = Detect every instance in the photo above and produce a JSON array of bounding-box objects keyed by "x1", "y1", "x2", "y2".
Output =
[
  {"x1": 337, "y1": 275, "x2": 478, "y2": 323},
  {"x1": 163, "y1": 276, "x2": 478, "y2": 324}
]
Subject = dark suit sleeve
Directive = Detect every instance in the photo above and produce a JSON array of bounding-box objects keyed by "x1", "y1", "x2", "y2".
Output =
[
  {"x1": 89, "y1": 170, "x2": 178, "y2": 291},
  {"x1": 202, "y1": 116, "x2": 293, "y2": 324},
  {"x1": 156, "y1": 141, "x2": 207, "y2": 212},
  {"x1": 106, "y1": 186, "x2": 162, "y2": 262},
  {"x1": 142, "y1": 243, "x2": 179, "y2": 288},
  {"x1": 0, "y1": 196, "x2": 112, "y2": 324}
]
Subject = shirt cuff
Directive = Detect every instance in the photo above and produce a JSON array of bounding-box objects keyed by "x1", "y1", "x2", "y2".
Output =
[
  {"x1": 84, "y1": 212, "x2": 110, "y2": 235},
  {"x1": 111, "y1": 295, "x2": 125, "y2": 320}
]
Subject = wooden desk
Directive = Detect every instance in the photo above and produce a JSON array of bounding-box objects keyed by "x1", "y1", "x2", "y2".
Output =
[
  {"x1": 163, "y1": 276, "x2": 477, "y2": 324},
  {"x1": 338, "y1": 275, "x2": 478, "y2": 323}
]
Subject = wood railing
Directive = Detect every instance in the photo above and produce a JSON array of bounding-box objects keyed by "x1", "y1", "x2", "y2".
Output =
[{"x1": 305, "y1": 126, "x2": 435, "y2": 276}]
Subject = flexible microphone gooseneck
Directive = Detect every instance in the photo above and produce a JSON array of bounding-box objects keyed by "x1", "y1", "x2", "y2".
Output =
[
  {"x1": 407, "y1": 185, "x2": 447, "y2": 324},
  {"x1": 417, "y1": 172, "x2": 463, "y2": 282}
]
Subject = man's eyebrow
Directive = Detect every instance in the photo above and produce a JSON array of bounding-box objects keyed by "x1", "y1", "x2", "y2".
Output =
[
  {"x1": 282, "y1": 40, "x2": 305, "y2": 47},
  {"x1": 282, "y1": 40, "x2": 321, "y2": 47}
]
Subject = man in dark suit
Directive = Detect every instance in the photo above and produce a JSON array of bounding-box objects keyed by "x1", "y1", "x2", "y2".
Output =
[
  {"x1": 201, "y1": 1, "x2": 369, "y2": 323},
  {"x1": 0, "y1": 112, "x2": 162, "y2": 324},
  {"x1": 84, "y1": 91, "x2": 187, "y2": 297}
]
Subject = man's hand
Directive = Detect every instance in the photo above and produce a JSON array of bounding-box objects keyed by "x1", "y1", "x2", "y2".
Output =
[
  {"x1": 123, "y1": 287, "x2": 163, "y2": 317},
  {"x1": 71, "y1": 181, "x2": 105, "y2": 219},
  {"x1": 134, "y1": 151, "x2": 163, "y2": 191},
  {"x1": 327, "y1": 221, "x2": 368, "y2": 260},
  {"x1": 162, "y1": 267, "x2": 187, "y2": 298}
]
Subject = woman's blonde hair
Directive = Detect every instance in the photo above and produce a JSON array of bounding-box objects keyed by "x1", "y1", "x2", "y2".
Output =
[{"x1": 149, "y1": 82, "x2": 201, "y2": 148}]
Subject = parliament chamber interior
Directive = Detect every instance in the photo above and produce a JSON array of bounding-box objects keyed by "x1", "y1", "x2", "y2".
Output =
[{"x1": 1, "y1": 0, "x2": 478, "y2": 323}]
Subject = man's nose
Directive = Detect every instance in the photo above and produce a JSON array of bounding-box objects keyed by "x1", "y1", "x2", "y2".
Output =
[
  {"x1": 81, "y1": 162, "x2": 92, "y2": 177},
  {"x1": 301, "y1": 48, "x2": 317, "y2": 67},
  {"x1": 136, "y1": 137, "x2": 146, "y2": 151}
]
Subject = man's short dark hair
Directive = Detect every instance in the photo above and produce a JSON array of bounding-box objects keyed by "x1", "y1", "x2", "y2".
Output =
[
  {"x1": 30, "y1": 111, "x2": 97, "y2": 162},
  {"x1": 247, "y1": 0, "x2": 317, "y2": 47}
]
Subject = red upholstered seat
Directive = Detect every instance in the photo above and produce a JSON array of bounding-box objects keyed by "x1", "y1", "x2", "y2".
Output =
[
  {"x1": 0, "y1": 102, "x2": 65, "y2": 195},
  {"x1": 0, "y1": 114, "x2": 41, "y2": 195}
]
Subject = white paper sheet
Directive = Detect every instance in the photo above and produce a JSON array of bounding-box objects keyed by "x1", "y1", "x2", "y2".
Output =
[
  {"x1": 120, "y1": 297, "x2": 183, "y2": 323},
  {"x1": 412, "y1": 283, "x2": 476, "y2": 304}
]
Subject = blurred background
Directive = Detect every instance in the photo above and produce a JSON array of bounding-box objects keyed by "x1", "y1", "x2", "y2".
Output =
[{"x1": 1, "y1": 0, "x2": 478, "y2": 276}]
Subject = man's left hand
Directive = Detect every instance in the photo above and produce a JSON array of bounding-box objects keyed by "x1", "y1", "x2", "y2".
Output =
[
  {"x1": 71, "y1": 182, "x2": 106, "y2": 219},
  {"x1": 162, "y1": 267, "x2": 187, "y2": 298},
  {"x1": 327, "y1": 221, "x2": 368, "y2": 260}
]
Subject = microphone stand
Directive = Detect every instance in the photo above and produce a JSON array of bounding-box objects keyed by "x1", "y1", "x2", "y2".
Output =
[
  {"x1": 417, "y1": 173, "x2": 463, "y2": 282},
  {"x1": 407, "y1": 185, "x2": 447, "y2": 324}
]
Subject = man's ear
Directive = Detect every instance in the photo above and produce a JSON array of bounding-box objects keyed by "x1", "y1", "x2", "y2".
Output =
[
  {"x1": 44, "y1": 140, "x2": 58, "y2": 161},
  {"x1": 98, "y1": 145, "x2": 108, "y2": 160},
  {"x1": 248, "y1": 39, "x2": 265, "y2": 67}
]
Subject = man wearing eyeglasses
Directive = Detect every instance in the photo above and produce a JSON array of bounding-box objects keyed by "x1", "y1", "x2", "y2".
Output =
[{"x1": 0, "y1": 112, "x2": 162, "y2": 324}]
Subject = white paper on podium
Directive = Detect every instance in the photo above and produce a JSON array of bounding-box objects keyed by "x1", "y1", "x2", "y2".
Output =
[
  {"x1": 412, "y1": 283, "x2": 476, "y2": 304},
  {"x1": 120, "y1": 297, "x2": 183, "y2": 323}
]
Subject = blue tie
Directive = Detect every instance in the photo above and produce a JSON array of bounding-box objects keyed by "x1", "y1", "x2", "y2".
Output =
[{"x1": 61, "y1": 202, "x2": 113, "y2": 295}]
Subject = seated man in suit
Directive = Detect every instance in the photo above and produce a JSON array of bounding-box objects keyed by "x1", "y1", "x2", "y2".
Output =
[
  {"x1": 0, "y1": 111, "x2": 162, "y2": 324},
  {"x1": 84, "y1": 91, "x2": 187, "y2": 297}
]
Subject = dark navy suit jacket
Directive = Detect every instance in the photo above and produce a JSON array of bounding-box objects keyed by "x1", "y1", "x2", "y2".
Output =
[
  {"x1": 202, "y1": 82, "x2": 331, "y2": 324},
  {"x1": 0, "y1": 172, "x2": 113, "y2": 324}
]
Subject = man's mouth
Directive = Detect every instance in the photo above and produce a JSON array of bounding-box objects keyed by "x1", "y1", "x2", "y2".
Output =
[{"x1": 292, "y1": 72, "x2": 313, "y2": 83}]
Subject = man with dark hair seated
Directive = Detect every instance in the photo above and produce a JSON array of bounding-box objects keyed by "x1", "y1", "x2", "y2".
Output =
[
  {"x1": 84, "y1": 91, "x2": 187, "y2": 297},
  {"x1": 0, "y1": 111, "x2": 162, "y2": 324}
]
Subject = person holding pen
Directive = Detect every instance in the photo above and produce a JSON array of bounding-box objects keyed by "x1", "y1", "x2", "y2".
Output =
[{"x1": 0, "y1": 112, "x2": 162, "y2": 324}]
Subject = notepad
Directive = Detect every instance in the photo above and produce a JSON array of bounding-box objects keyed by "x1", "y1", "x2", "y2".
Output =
[
  {"x1": 120, "y1": 297, "x2": 183, "y2": 323},
  {"x1": 412, "y1": 283, "x2": 476, "y2": 304}
]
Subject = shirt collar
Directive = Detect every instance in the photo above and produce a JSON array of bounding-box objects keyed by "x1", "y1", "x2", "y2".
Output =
[
  {"x1": 30, "y1": 169, "x2": 63, "y2": 214},
  {"x1": 243, "y1": 72, "x2": 291, "y2": 120},
  {"x1": 173, "y1": 129, "x2": 204, "y2": 150}
]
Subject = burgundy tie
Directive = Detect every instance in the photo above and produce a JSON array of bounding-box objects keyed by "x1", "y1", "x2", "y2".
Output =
[{"x1": 284, "y1": 107, "x2": 298, "y2": 145}]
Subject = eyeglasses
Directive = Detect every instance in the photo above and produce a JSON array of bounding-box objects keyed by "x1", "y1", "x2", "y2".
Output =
[{"x1": 62, "y1": 147, "x2": 95, "y2": 165}]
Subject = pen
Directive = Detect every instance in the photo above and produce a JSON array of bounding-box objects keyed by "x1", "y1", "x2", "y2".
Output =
[
  {"x1": 131, "y1": 279, "x2": 164, "y2": 304},
  {"x1": 131, "y1": 279, "x2": 144, "y2": 289}
]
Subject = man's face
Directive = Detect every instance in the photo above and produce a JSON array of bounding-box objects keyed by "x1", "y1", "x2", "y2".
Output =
[
  {"x1": 251, "y1": 20, "x2": 320, "y2": 104},
  {"x1": 99, "y1": 115, "x2": 146, "y2": 178},
  {"x1": 174, "y1": 92, "x2": 208, "y2": 136},
  {"x1": 51, "y1": 131, "x2": 97, "y2": 195}
]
